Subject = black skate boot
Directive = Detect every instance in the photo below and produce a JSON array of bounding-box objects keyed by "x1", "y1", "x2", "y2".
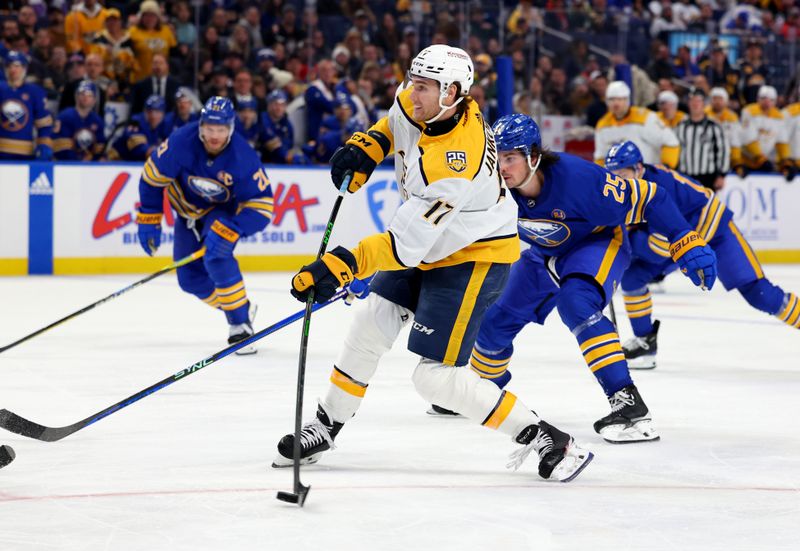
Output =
[
  {"x1": 272, "y1": 403, "x2": 343, "y2": 468},
  {"x1": 229, "y1": 303, "x2": 258, "y2": 355},
  {"x1": 593, "y1": 384, "x2": 659, "y2": 443},
  {"x1": 622, "y1": 320, "x2": 659, "y2": 369},
  {"x1": 426, "y1": 404, "x2": 462, "y2": 417},
  {"x1": 507, "y1": 420, "x2": 593, "y2": 482}
]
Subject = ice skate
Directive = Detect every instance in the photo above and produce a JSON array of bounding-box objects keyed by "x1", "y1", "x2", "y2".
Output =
[
  {"x1": 507, "y1": 420, "x2": 594, "y2": 482},
  {"x1": 622, "y1": 320, "x2": 659, "y2": 369},
  {"x1": 272, "y1": 403, "x2": 343, "y2": 468},
  {"x1": 426, "y1": 404, "x2": 463, "y2": 417},
  {"x1": 229, "y1": 303, "x2": 258, "y2": 355},
  {"x1": 593, "y1": 384, "x2": 659, "y2": 443}
]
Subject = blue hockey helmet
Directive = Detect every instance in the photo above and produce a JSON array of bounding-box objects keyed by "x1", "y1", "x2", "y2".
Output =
[
  {"x1": 604, "y1": 140, "x2": 643, "y2": 171},
  {"x1": 75, "y1": 80, "x2": 98, "y2": 98},
  {"x1": 200, "y1": 96, "x2": 236, "y2": 126},
  {"x1": 492, "y1": 114, "x2": 542, "y2": 157},
  {"x1": 4, "y1": 50, "x2": 29, "y2": 67},
  {"x1": 144, "y1": 94, "x2": 166, "y2": 112},
  {"x1": 267, "y1": 90, "x2": 288, "y2": 104},
  {"x1": 236, "y1": 96, "x2": 258, "y2": 111}
]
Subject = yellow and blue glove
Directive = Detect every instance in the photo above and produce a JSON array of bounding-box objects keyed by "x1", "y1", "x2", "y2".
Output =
[
  {"x1": 136, "y1": 212, "x2": 162, "y2": 256},
  {"x1": 669, "y1": 230, "x2": 717, "y2": 290},
  {"x1": 205, "y1": 219, "x2": 241, "y2": 259},
  {"x1": 291, "y1": 246, "x2": 358, "y2": 303}
]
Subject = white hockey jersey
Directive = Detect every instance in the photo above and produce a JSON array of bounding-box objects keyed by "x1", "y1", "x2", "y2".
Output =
[
  {"x1": 705, "y1": 105, "x2": 743, "y2": 167},
  {"x1": 594, "y1": 106, "x2": 680, "y2": 167},
  {"x1": 740, "y1": 103, "x2": 790, "y2": 165},
  {"x1": 350, "y1": 85, "x2": 520, "y2": 278},
  {"x1": 782, "y1": 103, "x2": 800, "y2": 164}
]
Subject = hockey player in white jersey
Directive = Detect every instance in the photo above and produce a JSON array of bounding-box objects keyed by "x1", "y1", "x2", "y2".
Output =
[{"x1": 273, "y1": 45, "x2": 593, "y2": 482}]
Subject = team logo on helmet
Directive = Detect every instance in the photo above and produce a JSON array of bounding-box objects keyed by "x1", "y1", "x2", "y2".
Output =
[
  {"x1": 517, "y1": 219, "x2": 571, "y2": 247},
  {"x1": 1, "y1": 99, "x2": 29, "y2": 131},
  {"x1": 446, "y1": 151, "x2": 467, "y2": 173},
  {"x1": 187, "y1": 176, "x2": 230, "y2": 202}
]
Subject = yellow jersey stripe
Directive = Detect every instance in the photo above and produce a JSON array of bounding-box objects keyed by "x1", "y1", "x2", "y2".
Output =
[
  {"x1": 443, "y1": 262, "x2": 491, "y2": 365},
  {"x1": 595, "y1": 226, "x2": 623, "y2": 286},
  {"x1": 589, "y1": 352, "x2": 626, "y2": 372},
  {"x1": 220, "y1": 296, "x2": 248, "y2": 311},
  {"x1": 583, "y1": 342, "x2": 624, "y2": 364},
  {"x1": 728, "y1": 221, "x2": 764, "y2": 279},
  {"x1": 482, "y1": 391, "x2": 517, "y2": 429},
  {"x1": 330, "y1": 367, "x2": 367, "y2": 398},
  {"x1": 217, "y1": 281, "x2": 245, "y2": 295},
  {"x1": 579, "y1": 333, "x2": 618, "y2": 353},
  {"x1": 623, "y1": 294, "x2": 651, "y2": 304},
  {"x1": 469, "y1": 358, "x2": 508, "y2": 375},
  {"x1": 471, "y1": 349, "x2": 510, "y2": 367}
]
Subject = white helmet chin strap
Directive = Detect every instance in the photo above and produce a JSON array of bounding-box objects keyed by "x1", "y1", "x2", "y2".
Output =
[
  {"x1": 515, "y1": 153, "x2": 542, "y2": 192},
  {"x1": 424, "y1": 86, "x2": 464, "y2": 124}
]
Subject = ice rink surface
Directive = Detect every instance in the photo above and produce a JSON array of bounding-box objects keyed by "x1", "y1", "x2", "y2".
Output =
[{"x1": 0, "y1": 267, "x2": 798, "y2": 551}]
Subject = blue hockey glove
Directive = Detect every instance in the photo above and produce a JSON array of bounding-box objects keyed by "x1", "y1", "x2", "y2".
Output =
[
  {"x1": 291, "y1": 246, "x2": 358, "y2": 303},
  {"x1": 205, "y1": 219, "x2": 241, "y2": 260},
  {"x1": 344, "y1": 275, "x2": 373, "y2": 305},
  {"x1": 35, "y1": 143, "x2": 53, "y2": 161},
  {"x1": 136, "y1": 212, "x2": 162, "y2": 256},
  {"x1": 669, "y1": 230, "x2": 717, "y2": 290}
]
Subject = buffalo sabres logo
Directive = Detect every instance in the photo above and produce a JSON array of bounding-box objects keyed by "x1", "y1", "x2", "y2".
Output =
[
  {"x1": 445, "y1": 150, "x2": 467, "y2": 173},
  {"x1": 1, "y1": 99, "x2": 29, "y2": 131},
  {"x1": 187, "y1": 176, "x2": 231, "y2": 203},
  {"x1": 517, "y1": 219, "x2": 571, "y2": 247},
  {"x1": 75, "y1": 128, "x2": 96, "y2": 151}
]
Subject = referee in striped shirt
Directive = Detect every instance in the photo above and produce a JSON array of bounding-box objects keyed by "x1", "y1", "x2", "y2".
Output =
[{"x1": 675, "y1": 88, "x2": 730, "y2": 190}]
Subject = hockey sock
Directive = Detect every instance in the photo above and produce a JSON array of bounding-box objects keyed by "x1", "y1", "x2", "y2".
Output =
[
  {"x1": 623, "y1": 288, "x2": 654, "y2": 336},
  {"x1": 777, "y1": 292, "x2": 800, "y2": 329},
  {"x1": 216, "y1": 280, "x2": 250, "y2": 324},
  {"x1": 469, "y1": 345, "x2": 512, "y2": 389},
  {"x1": 200, "y1": 292, "x2": 221, "y2": 310},
  {"x1": 576, "y1": 317, "x2": 634, "y2": 397}
]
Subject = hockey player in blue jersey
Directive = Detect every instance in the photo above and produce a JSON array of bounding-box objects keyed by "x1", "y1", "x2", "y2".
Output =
[
  {"x1": 53, "y1": 80, "x2": 106, "y2": 161},
  {"x1": 163, "y1": 88, "x2": 199, "y2": 134},
  {"x1": 0, "y1": 50, "x2": 53, "y2": 160},
  {"x1": 234, "y1": 96, "x2": 267, "y2": 154},
  {"x1": 461, "y1": 114, "x2": 717, "y2": 443},
  {"x1": 605, "y1": 140, "x2": 800, "y2": 369},
  {"x1": 108, "y1": 95, "x2": 170, "y2": 161},
  {"x1": 135, "y1": 96, "x2": 275, "y2": 354},
  {"x1": 262, "y1": 90, "x2": 306, "y2": 164}
]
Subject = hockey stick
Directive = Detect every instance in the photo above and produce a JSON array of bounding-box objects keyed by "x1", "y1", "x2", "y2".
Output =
[
  {"x1": 0, "y1": 288, "x2": 349, "y2": 442},
  {"x1": 277, "y1": 171, "x2": 353, "y2": 508},
  {"x1": 0, "y1": 248, "x2": 206, "y2": 354}
]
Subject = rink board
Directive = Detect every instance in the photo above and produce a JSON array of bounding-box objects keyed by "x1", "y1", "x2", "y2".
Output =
[{"x1": 0, "y1": 163, "x2": 798, "y2": 275}]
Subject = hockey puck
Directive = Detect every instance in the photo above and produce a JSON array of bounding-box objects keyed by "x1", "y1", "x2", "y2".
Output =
[{"x1": 0, "y1": 444, "x2": 16, "y2": 468}]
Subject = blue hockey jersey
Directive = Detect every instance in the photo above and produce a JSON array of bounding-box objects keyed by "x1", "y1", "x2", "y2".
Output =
[
  {"x1": 0, "y1": 81, "x2": 53, "y2": 159},
  {"x1": 139, "y1": 121, "x2": 274, "y2": 236},
  {"x1": 262, "y1": 113, "x2": 294, "y2": 164},
  {"x1": 52, "y1": 107, "x2": 106, "y2": 160},
  {"x1": 108, "y1": 113, "x2": 170, "y2": 161},
  {"x1": 234, "y1": 116, "x2": 268, "y2": 153},
  {"x1": 639, "y1": 163, "x2": 733, "y2": 257},
  {"x1": 163, "y1": 111, "x2": 199, "y2": 134},
  {"x1": 512, "y1": 153, "x2": 694, "y2": 257}
]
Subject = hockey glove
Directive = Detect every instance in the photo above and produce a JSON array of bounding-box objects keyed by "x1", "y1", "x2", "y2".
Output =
[
  {"x1": 755, "y1": 158, "x2": 775, "y2": 174},
  {"x1": 35, "y1": 143, "x2": 53, "y2": 161},
  {"x1": 669, "y1": 230, "x2": 717, "y2": 290},
  {"x1": 330, "y1": 130, "x2": 391, "y2": 193},
  {"x1": 733, "y1": 164, "x2": 748, "y2": 179},
  {"x1": 780, "y1": 161, "x2": 797, "y2": 183},
  {"x1": 291, "y1": 246, "x2": 358, "y2": 303},
  {"x1": 136, "y1": 212, "x2": 163, "y2": 256},
  {"x1": 205, "y1": 219, "x2": 241, "y2": 260},
  {"x1": 344, "y1": 275, "x2": 373, "y2": 305}
]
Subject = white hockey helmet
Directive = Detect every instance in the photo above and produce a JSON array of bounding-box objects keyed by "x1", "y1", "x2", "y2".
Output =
[
  {"x1": 408, "y1": 45, "x2": 474, "y2": 123},
  {"x1": 606, "y1": 80, "x2": 631, "y2": 100}
]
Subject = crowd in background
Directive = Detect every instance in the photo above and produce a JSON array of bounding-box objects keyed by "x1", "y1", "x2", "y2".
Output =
[{"x1": 0, "y1": 0, "x2": 798, "y2": 177}]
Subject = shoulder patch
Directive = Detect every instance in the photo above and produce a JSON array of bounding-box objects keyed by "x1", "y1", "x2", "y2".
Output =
[{"x1": 445, "y1": 150, "x2": 467, "y2": 173}]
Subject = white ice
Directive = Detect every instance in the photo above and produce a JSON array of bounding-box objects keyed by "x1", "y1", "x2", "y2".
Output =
[{"x1": 0, "y1": 268, "x2": 799, "y2": 551}]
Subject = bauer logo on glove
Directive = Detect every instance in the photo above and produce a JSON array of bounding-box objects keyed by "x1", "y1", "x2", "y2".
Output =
[{"x1": 669, "y1": 230, "x2": 717, "y2": 290}]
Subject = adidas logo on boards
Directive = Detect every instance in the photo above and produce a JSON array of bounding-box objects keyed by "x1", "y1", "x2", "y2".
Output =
[{"x1": 29, "y1": 171, "x2": 53, "y2": 196}]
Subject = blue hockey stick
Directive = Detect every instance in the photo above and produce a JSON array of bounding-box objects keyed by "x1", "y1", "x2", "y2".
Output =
[{"x1": 0, "y1": 288, "x2": 349, "y2": 442}]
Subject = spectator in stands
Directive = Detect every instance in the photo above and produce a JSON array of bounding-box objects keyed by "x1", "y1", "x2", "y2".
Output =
[
  {"x1": 238, "y1": 5, "x2": 264, "y2": 51},
  {"x1": 672, "y1": 45, "x2": 700, "y2": 80},
  {"x1": 304, "y1": 58, "x2": 337, "y2": 142},
  {"x1": 265, "y1": 4, "x2": 305, "y2": 52},
  {"x1": 740, "y1": 85, "x2": 791, "y2": 174},
  {"x1": 130, "y1": 53, "x2": 179, "y2": 115},
  {"x1": 507, "y1": 0, "x2": 543, "y2": 32},
  {"x1": 375, "y1": 12, "x2": 400, "y2": 62},
  {"x1": 262, "y1": 89, "x2": 300, "y2": 164},
  {"x1": 0, "y1": 50, "x2": 53, "y2": 161},
  {"x1": 65, "y1": 0, "x2": 108, "y2": 54},
  {"x1": 43, "y1": 46, "x2": 68, "y2": 97},
  {"x1": 231, "y1": 69, "x2": 265, "y2": 112},
  {"x1": 108, "y1": 94, "x2": 169, "y2": 161},
  {"x1": 544, "y1": 67, "x2": 573, "y2": 115},
  {"x1": 650, "y1": 4, "x2": 685, "y2": 40},
  {"x1": 647, "y1": 42, "x2": 674, "y2": 82},
  {"x1": 89, "y1": 8, "x2": 137, "y2": 92},
  {"x1": 46, "y1": 6, "x2": 67, "y2": 50},
  {"x1": 53, "y1": 80, "x2": 106, "y2": 161},
  {"x1": 234, "y1": 96, "x2": 267, "y2": 153},
  {"x1": 585, "y1": 71, "x2": 609, "y2": 127},
  {"x1": 199, "y1": 26, "x2": 225, "y2": 65},
  {"x1": 656, "y1": 90, "x2": 687, "y2": 129},
  {"x1": 675, "y1": 88, "x2": 729, "y2": 190},
  {"x1": 706, "y1": 87, "x2": 744, "y2": 174},
  {"x1": 60, "y1": 51, "x2": 108, "y2": 112},
  {"x1": 781, "y1": 8, "x2": 800, "y2": 40},
  {"x1": 700, "y1": 46, "x2": 739, "y2": 108},
  {"x1": 164, "y1": 87, "x2": 199, "y2": 134},
  {"x1": 672, "y1": 0, "x2": 702, "y2": 29},
  {"x1": 129, "y1": 1, "x2": 177, "y2": 83},
  {"x1": 172, "y1": 1, "x2": 198, "y2": 49},
  {"x1": 738, "y1": 39, "x2": 771, "y2": 105},
  {"x1": 227, "y1": 24, "x2": 253, "y2": 64},
  {"x1": 18, "y1": 5, "x2": 39, "y2": 45}
]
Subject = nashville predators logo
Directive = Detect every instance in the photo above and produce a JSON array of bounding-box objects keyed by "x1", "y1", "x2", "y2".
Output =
[
  {"x1": 446, "y1": 151, "x2": 467, "y2": 173},
  {"x1": 517, "y1": 219, "x2": 571, "y2": 247},
  {"x1": 1, "y1": 99, "x2": 29, "y2": 131},
  {"x1": 187, "y1": 176, "x2": 231, "y2": 203}
]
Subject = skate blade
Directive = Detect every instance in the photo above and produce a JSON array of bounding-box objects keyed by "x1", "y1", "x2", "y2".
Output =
[
  {"x1": 271, "y1": 453, "x2": 322, "y2": 468},
  {"x1": 627, "y1": 355, "x2": 657, "y2": 370},
  {"x1": 426, "y1": 407, "x2": 463, "y2": 417},
  {"x1": 599, "y1": 419, "x2": 660, "y2": 444},
  {"x1": 551, "y1": 446, "x2": 594, "y2": 483}
]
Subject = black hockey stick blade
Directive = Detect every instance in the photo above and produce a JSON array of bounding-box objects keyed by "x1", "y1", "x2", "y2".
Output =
[{"x1": 276, "y1": 483, "x2": 310, "y2": 507}]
